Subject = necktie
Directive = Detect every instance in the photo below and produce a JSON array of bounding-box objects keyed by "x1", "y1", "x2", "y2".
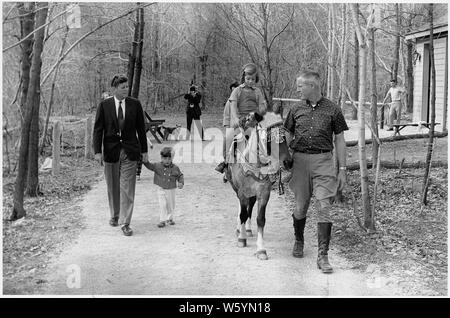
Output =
[{"x1": 118, "y1": 101, "x2": 124, "y2": 132}]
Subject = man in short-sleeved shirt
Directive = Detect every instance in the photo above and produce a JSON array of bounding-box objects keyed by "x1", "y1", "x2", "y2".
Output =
[
  {"x1": 284, "y1": 71, "x2": 348, "y2": 274},
  {"x1": 382, "y1": 79, "x2": 406, "y2": 130}
]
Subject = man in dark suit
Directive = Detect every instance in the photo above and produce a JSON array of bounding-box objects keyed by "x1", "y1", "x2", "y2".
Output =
[{"x1": 93, "y1": 74, "x2": 148, "y2": 236}]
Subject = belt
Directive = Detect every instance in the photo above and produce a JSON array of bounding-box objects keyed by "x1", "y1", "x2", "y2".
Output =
[{"x1": 297, "y1": 149, "x2": 331, "y2": 154}]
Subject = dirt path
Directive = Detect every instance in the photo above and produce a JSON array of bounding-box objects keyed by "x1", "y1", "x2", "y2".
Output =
[{"x1": 41, "y1": 140, "x2": 396, "y2": 296}]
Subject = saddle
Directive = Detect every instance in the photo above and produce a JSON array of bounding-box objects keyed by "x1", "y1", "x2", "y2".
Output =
[{"x1": 229, "y1": 113, "x2": 286, "y2": 182}]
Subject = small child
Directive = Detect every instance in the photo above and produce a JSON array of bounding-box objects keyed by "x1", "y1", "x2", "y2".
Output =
[
  {"x1": 144, "y1": 147, "x2": 184, "y2": 228},
  {"x1": 215, "y1": 63, "x2": 267, "y2": 174}
]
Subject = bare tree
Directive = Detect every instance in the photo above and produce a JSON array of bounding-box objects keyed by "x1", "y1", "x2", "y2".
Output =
[
  {"x1": 219, "y1": 3, "x2": 294, "y2": 110},
  {"x1": 352, "y1": 28, "x2": 359, "y2": 120},
  {"x1": 11, "y1": 2, "x2": 49, "y2": 221},
  {"x1": 127, "y1": 6, "x2": 139, "y2": 96},
  {"x1": 338, "y1": 3, "x2": 349, "y2": 109},
  {"x1": 40, "y1": 26, "x2": 70, "y2": 154},
  {"x1": 406, "y1": 38, "x2": 414, "y2": 113},
  {"x1": 421, "y1": 4, "x2": 436, "y2": 206},
  {"x1": 391, "y1": 3, "x2": 401, "y2": 81},
  {"x1": 327, "y1": 4, "x2": 337, "y2": 101},
  {"x1": 350, "y1": 3, "x2": 374, "y2": 231},
  {"x1": 17, "y1": 2, "x2": 35, "y2": 121},
  {"x1": 368, "y1": 8, "x2": 379, "y2": 169},
  {"x1": 131, "y1": 5, "x2": 145, "y2": 98}
]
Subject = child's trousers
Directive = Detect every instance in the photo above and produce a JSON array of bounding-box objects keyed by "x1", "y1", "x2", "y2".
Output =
[{"x1": 157, "y1": 188, "x2": 176, "y2": 222}]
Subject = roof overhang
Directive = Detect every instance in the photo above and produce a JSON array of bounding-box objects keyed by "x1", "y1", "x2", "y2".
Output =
[{"x1": 405, "y1": 24, "x2": 448, "y2": 41}]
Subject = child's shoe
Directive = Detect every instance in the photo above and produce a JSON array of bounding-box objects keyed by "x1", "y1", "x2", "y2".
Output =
[
  {"x1": 167, "y1": 220, "x2": 175, "y2": 225},
  {"x1": 157, "y1": 221, "x2": 166, "y2": 228}
]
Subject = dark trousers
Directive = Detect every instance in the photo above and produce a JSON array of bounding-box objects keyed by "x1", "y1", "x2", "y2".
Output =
[{"x1": 186, "y1": 113, "x2": 204, "y2": 139}]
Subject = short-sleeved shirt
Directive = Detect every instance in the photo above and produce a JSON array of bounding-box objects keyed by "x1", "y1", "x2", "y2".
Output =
[
  {"x1": 228, "y1": 84, "x2": 265, "y2": 116},
  {"x1": 388, "y1": 86, "x2": 406, "y2": 101},
  {"x1": 144, "y1": 162, "x2": 184, "y2": 190},
  {"x1": 283, "y1": 97, "x2": 349, "y2": 153},
  {"x1": 223, "y1": 100, "x2": 231, "y2": 127}
]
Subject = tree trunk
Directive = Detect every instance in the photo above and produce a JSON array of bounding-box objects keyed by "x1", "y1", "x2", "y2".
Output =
[
  {"x1": 369, "y1": 27, "x2": 379, "y2": 169},
  {"x1": 406, "y1": 40, "x2": 414, "y2": 113},
  {"x1": 52, "y1": 121, "x2": 62, "y2": 176},
  {"x1": 199, "y1": 54, "x2": 208, "y2": 110},
  {"x1": 131, "y1": 7, "x2": 144, "y2": 99},
  {"x1": 18, "y1": 2, "x2": 35, "y2": 122},
  {"x1": 352, "y1": 29, "x2": 359, "y2": 120},
  {"x1": 40, "y1": 26, "x2": 69, "y2": 154},
  {"x1": 422, "y1": 4, "x2": 436, "y2": 205},
  {"x1": 329, "y1": 4, "x2": 336, "y2": 101},
  {"x1": 392, "y1": 3, "x2": 400, "y2": 80},
  {"x1": 262, "y1": 4, "x2": 274, "y2": 111},
  {"x1": 327, "y1": 6, "x2": 332, "y2": 98},
  {"x1": 351, "y1": 4, "x2": 374, "y2": 231},
  {"x1": 26, "y1": 89, "x2": 40, "y2": 196},
  {"x1": 338, "y1": 3, "x2": 348, "y2": 109},
  {"x1": 152, "y1": 10, "x2": 160, "y2": 78},
  {"x1": 127, "y1": 7, "x2": 139, "y2": 96},
  {"x1": 11, "y1": 2, "x2": 48, "y2": 221}
]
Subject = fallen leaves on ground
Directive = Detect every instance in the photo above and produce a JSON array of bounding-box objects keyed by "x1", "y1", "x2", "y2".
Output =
[
  {"x1": 285, "y1": 166, "x2": 447, "y2": 296},
  {"x1": 2, "y1": 154, "x2": 103, "y2": 294}
]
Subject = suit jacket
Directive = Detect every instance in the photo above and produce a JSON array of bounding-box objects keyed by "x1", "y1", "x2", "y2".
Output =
[
  {"x1": 93, "y1": 96, "x2": 148, "y2": 163},
  {"x1": 184, "y1": 93, "x2": 202, "y2": 117}
]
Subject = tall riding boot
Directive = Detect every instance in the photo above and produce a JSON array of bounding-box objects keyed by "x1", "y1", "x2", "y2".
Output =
[
  {"x1": 317, "y1": 222, "x2": 333, "y2": 273},
  {"x1": 292, "y1": 215, "x2": 306, "y2": 258}
]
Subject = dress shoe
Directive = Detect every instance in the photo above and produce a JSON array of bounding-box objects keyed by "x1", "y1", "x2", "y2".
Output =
[
  {"x1": 121, "y1": 225, "x2": 133, "y2": 236},
  {"x1": 157, "y1": 221, "x2": 166, "y2": 228},
  {"x1": 109, "y1": 218, "x2": 118, "y2": 227},
  {"x1": 167, "y1": 220, "x2": 175, "y2": 225}
]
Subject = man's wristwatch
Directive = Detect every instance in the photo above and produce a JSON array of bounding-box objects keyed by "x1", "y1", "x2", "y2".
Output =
[{"x1": 339, "y1": 166, "x2": 347, "y2": 171}]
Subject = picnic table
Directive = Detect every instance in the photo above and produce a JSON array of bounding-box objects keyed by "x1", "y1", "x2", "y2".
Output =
[
  {"x1": 392, "y1": 122, "x2": 440, "y2": 136},
  {"x1": 144, "y1": 111, "x2": 165, "y2": 143}
]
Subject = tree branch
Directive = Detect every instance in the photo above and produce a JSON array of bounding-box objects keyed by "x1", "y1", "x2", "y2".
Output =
[
  {"x1": 301, "y1": 7, "x2": 327, "y2": 50},
  {"x1": 268, "y1": 6, "x2": 294, "y2": 51},
  {"x1": 41, "y1": 2, "x2": 156, "y2": 86},
  {"x1": 3, "y1": 5, "x2": 68, "y2": 52}
]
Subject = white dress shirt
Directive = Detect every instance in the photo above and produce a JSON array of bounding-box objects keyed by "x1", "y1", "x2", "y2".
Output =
[{"x1": 114, "y1": 96, "x2": 126, "y2": 120}]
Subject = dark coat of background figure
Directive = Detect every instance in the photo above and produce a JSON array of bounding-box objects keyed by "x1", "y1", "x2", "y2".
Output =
[{"x1": 184, "y1": 87, "x2": 204, "y2": 139}]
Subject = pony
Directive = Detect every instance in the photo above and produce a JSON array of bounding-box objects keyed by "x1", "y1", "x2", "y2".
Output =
[{"x1": 225, "y1": 112, "x2": 292, "y2": 260}]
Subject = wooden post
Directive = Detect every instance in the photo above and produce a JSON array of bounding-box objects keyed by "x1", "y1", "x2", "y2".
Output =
[
  {"x1": 85, "y1": 116, "x2": 93, "y2": 159},
  {"x1": 52, "y1": 121, "x2": 62, "y2": 176},
  {"x1": 280, "y1": 100, "x2": 284, "y2": 119}
]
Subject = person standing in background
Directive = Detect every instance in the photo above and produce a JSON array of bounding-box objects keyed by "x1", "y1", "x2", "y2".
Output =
[
  {"x1": 382, "y1": 79, "x2": 406, "y2": 131},
  {"x1": 184, "y1": 85, "x2": 203, "y2": 140}
]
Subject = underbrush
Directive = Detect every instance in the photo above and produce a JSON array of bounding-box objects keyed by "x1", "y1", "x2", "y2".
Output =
[
  {"x1": 2, "y1": 153, "x2": 102, "y2": 294},
  {"x1": 285, "y1": 166, "x2": 447, "y2": 296}
]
